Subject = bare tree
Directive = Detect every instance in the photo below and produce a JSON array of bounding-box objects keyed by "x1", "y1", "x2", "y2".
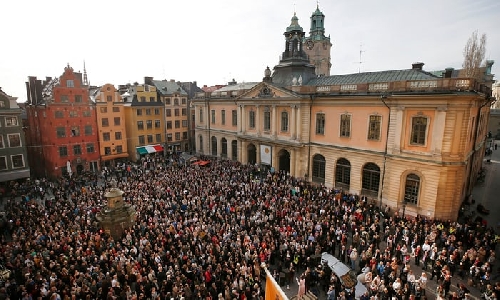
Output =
[{"x1": 462, "y1": 30, "x2": 487, "y2": 80}]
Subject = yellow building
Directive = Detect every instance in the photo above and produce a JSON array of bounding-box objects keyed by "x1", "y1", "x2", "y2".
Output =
[
  {"x1": 122, "y1": 84, "x2": 165, "y2": 161},
  {"x1": 193, "y1": 9, "x2": 495, "y2": 220},
  {"x1": 145, "y1": 77, "x2": 190, "y2": 153},
  {"x1": 91, "y1": 84, "x2": 129, "y2": 165}
]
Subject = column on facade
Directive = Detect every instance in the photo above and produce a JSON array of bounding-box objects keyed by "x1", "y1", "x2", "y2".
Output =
[
  {"x1": 290, "y1": 147, "x2": 296, "y2": 177},
  {"x1": 391, "y1": 106, "x2": 404, "y2": 154},
  {"x1": 240, "y1": 105, "x2": 245, "y2": 133},
  {"x1": 431, "y1": 107, "x2": 447, "y2": 154},
  {"x1": 290, "y1": 105, "x2": 296, "y2": 139},
  {"x1": 295, "y1": 105, "x2": 301, "y2": 140},
  {"x1": 256, "y1": 143, "x2": 261, "y2": 164},
  {"x1": 255, "y1": 105, "x2": 260, "y2": 135},
  {"x1": 240, "y1": 140, "x2": 247, "y2": 163},
  {"x1": 272, "y1": 105, "x2": 277, "y2": 137}
]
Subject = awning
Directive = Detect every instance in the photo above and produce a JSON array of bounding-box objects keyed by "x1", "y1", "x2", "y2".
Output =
[{"x1": 136, "y1": 144, "x2": 164, "y2": 155}]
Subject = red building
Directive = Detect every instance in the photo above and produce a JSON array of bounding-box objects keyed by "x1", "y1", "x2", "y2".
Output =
[{"x1": 25, "y1": 64, "x2": 100, "y2": 178}]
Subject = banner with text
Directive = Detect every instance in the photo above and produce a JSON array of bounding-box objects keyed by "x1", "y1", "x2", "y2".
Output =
[{"x1": 260, "y1": 145, "x2": 272, "y2": 165}]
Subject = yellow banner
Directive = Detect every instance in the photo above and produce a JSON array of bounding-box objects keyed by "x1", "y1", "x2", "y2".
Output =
[{"x1": 264, "y1": 268, "x2": 288, "y2": 300}]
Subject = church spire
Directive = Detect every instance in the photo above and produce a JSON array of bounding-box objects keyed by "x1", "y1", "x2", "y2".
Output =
[{"x1": 83, "y1": 60, "x2": 88, "y2": 86}]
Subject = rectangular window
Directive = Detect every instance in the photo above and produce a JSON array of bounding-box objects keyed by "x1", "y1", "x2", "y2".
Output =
[
  {"x1": 182, "y1": 108, "x2": 187, "y2": 116},
  {"x1": 166, "y1": 98, "x2": 171, "y2": 105},
  {"x1": 175, "y1": 120, "x2": 180, "y2": 128},
  {"x1": 101, "y1": 118, "x2": 109, "y2": 127},
  {"x1": 137, "y1": 121, "x2": 144, "y2": 130},
  {"x1": 73, "y1": 145, "x2": 82, "y2": 155},
  {"x1": 100, "y1": 107, "x2": 107, "y2": 113},
  {"x1": 263, "y1": 109, "x2": 271, "y2": 131},
  {"x1": 0, "y1": 157, "x2": 6, "y2": 170},
  {"x1": 411, "y1": 116, "x2": 428, "y2": 145},
  {"x1": 149, "y1": 97, "x2": 155, "y2": 102},
  {"x1": 367, "y1": 115, "x2": 382, "y2": 140},
  {"x1": 175, "y1": 132, "x2": 181, "y2": 140},
  {"x1": 182, "y1": 132, "x2": 188, "y2": 140},
  {"x1": 167, "y1": 133, "x2": 172, "y2": 142},
  {"x1": 167, "y1": 121, "x2": 172, "y2": 129},
  {"x1": 0, "y1": 136, "x2": 4, "y2": 148},
  {"x1": 199, "y1": 109, "x2": 204, "y2": 122},
  {"x1": 59, "y1": 146, "x2": 68, "y2": 157},
  {"x1": 56, "y1": 127, "x2": 66, "y2": 138},
  {"x1": 107, "y1": 95, "x2": 113, "y2": 102},
  {"x1": 55, "y1": 111, "x2": 64, "y2": 118},
  {"x1": 69, "y1": 111, "x2": 78, "y2": 118},
  {"x1": 146, "y1": 108, "x2": 151, "y2": 115},
  {"x1": 85, "y1": 125, "x2": 92, "y2": 136},
  {"x1": 281, "y1": 111, "x2": 289, "y2": 132},
  {"x1": 221, "y1": 110, "x2": 226, "y2": 125},
  {"x1": 140, "y1": 96, "x2": 146, "y2": 102},
  {"x1": 114, "y1": 117, "x2": 121, "y2": 126},
  {"x1": 75, "y1": 95, "x2": 82, "y2": 103},
  {"x1": 113, "y1": 107, "x2": 120, "y2": 112},
  {"x1": 115, "y1": 132, "x2": 122, "y2": 140},
  {"x1": 5, "y1": 117, "x2": 18, "y2": 126},
  {"x1": 182, "y1": 120, "x2": 188, "y2": 127},
  {"x1": 174, "y1": 109, "x2": 180, "y2": 117},
  {"x1": 146, "y1": 120, "x2": 152, "y2": 129},
  {"x1": 154, "y1": 108, "x2": 160, "y2": 115},
  {"x1": 138, "y1": 135, "x2": 145, "y2": 145},
  {"x1": 60, "y1": 95, "x2": 69, "y2": 103},
  {"x1": 147, "y1": 135, "x2": 153, "y2": 143},
  {"x1": 103, "y1": 132, "x2": 111, "y2": 141},
  {"x1": 104, "y1": 147, "x2": 111, "y2": 155},
  {"x1": 86, "y1": 143, "x2": 95, "y2": 153},
  {"x1": 316, "y1": 113, "x2": 325, "y2": 135},
  {"x1": 174, "y1": 98, "x2": 179, "y2": 106},
  {"x1": 155, "y1": 120, "x2": 161, "y2": 128},
  {"x1": 71, "y1": 126, "x2": 80, "y2": 137},
  {"x1": 136, "y1": 109, "x2": 142, "y2": 116},
  {"x1": 211, "y1": 110, "x2": 216, "y2": 124},
  {"x1": 83, "y1": 110, "x2": 91, "y2": 117},
  {"x1": 232, "y1": 110, "x2": 237, "y2": 126},
  {"x1": 182, "y1": 98, "x2": 187, "y2": 105},
  {"x1": 155, "y1": 134, "x2": 161, "y2": 142},
  {"x1": 340, "y1": 114, "x2": 351, "y2": 137},
  {"x1": 166, "y1": 109, "x2": 172, "y2": 117},
  {"x1": 249, "y1": 111, "x2": 255, "y2": 128},
  {"x1": 66, "y1": 80, "x2": 74, "y2": 87},
  {"x1": 11, "y1": 155, "x2": 24, "y2": 168},
  {"x1": 116, "y1": 145, "x2": 123, "y2": 153},
  {"x1": 7, "y1": 134, "x2": 21, "y2": 147}
]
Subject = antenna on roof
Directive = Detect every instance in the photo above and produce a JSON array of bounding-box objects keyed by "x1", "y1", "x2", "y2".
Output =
[{"x1": 353, "y1": 44, "x2": 365, "y2": 73}]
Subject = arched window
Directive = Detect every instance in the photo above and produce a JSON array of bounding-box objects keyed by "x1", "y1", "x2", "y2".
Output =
[
  {"x1": 231, "y1": 140, "x2": 238, "y2": 160},
  {"x1": 312, "y1": 154, "x2": 326, "y2": 184},
  {"x1": 335, "y1": 158, "x2": 351, "y2": 186},
  {"x1": 199, "y1": 135, "x2": 203, "y2": 152},
  {"x1": 221, "y1": 138, "x2": 227, "y2": 158},
  {"x1": 362, "y1": 163, "x2": 380, "y2": 193},
  {"x1": 404, "y1": 174, "x2": 420, "y2": 205},
  {"x1": 211, "y1": 136, "x2": 217, "y2": 156}
]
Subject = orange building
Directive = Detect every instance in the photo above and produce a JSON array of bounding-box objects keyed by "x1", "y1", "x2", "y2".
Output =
[
  {"x1": 91, "y1": 84, "x2": 129, "y2": 166},
  {"x1": 25, "y1": 64, "x2": 100, "y2": 178},
  {"x1": 193, "y1": 8, "x2": 494, "y2": 220}
]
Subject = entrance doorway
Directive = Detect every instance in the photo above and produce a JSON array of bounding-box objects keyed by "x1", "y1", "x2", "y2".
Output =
[
  {"x1": 247, "y1": 144, "x2": 257, "y2": 164},
  {"x1": 278, "y1": 149, "x2": 290, "y2": 174},
  {"x1": 76, "y1": 164, "x2": 84, "y2": 175}
]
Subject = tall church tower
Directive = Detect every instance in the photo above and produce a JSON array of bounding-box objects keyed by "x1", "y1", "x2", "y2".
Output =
[{"x1": 303, "y1": 4, "x2": 332, "y2": 76}]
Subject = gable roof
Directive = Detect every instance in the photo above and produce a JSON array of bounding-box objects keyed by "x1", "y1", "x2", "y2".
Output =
[{"x1": 306, "y1": 69, "x2": 439, "y2": 86}]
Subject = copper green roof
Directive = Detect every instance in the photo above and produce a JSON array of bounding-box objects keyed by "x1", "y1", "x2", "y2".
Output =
[
  {"x1": 286, "y1": 13, "x2": 303, "y2": 32},
  {"x1": 306, "y1": 69, "x2": 439, "y2": 86}
]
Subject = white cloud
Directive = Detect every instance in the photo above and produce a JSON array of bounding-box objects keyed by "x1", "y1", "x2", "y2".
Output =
[{"x1": 1, "y1": 0, "x2": 498, "y2": 101}]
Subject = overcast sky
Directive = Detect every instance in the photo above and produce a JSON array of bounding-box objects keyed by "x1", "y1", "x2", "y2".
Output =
[{"x1": 1, "y1": 0, "x2": 499, "y2": 102}]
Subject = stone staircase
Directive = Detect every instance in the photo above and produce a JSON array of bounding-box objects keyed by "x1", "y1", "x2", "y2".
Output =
[{"x1": 289, "y1": 291, "x2": 318, "y2": 300}]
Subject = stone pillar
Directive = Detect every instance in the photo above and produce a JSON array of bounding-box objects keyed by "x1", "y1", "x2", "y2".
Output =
[
  {"x1": 290, "y1": 105, "x2": 296, "y2": 139},
  {"x1": 296, "y1": 105, "x2": 301, "y2": 141},
  {"x1": 256, "y1": 143, "x2": 261, "y2": 164},
  {"x1": 431, "y1": 107, "x2": 447, "y2": 155},
  {"x1": 391, "y1": 106, "x2": 404, "y2": 154},
  {"x1": 290, "y1": 148, "x2": 296, "y2": 177},
  {"x1": 272, "y1": 105, "x2": 277, "y2": 137},
  {"x1": 240, "y1": 105, "x2": 245, "y2": 134},
  {"x1": 241, "y1": 140, "x2": 247, "y2": 164}
]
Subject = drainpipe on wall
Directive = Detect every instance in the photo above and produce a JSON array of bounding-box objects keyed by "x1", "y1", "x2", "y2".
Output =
[
  {"x1": 306, "y1": 94, "x2": 314, "y2": 180},
  {"x1": 379, "y1": 94, "x2": 391, "y2": 209}
]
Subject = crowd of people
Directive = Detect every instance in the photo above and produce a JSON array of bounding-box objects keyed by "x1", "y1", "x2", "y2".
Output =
[{"x1": 0, "y1": 155, "x2": 498, "y2": 300}]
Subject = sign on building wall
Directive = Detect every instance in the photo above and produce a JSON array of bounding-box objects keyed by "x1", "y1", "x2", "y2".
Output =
[{"x1": 260, "y1": 145, "x2": 272, "y2": 165}]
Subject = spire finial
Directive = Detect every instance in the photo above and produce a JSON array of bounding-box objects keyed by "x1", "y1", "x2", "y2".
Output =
[
  {"x1": 83, "y1": 60, "x2": 88, "y2": 85},
  {"x1": 317, "y1": 0, "x2": 320, "y2": 8}
]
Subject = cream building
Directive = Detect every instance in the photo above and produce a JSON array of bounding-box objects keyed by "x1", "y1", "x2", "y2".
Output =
[{"x1": 193, "y1": 7, "x2": 494, "y2": 220}]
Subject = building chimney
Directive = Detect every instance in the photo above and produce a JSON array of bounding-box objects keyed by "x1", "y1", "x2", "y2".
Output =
[
  {"x1": 412, "y1": 62, "x2": 425, "y2": 70},
  {"x1": 170, "y1": 79, "x2": 175, "y2": 82},
  {"x1": 444, "y1": 68, "x2": 454, "y2": 78}
]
